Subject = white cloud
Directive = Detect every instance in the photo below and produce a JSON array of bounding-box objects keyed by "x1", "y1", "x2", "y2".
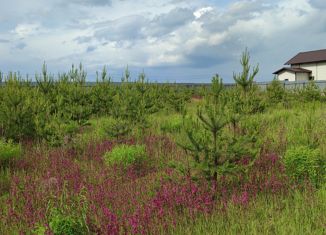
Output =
[
  {"x1": 12, "y1": 23, "x2": 42, "y2": 38},
  {"x1": 193, "y1": 7, "x2": 213, "y2": 19}
]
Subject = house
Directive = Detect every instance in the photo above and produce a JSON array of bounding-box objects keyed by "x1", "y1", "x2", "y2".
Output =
[{"x1": 273, "y1": 49, "x2": 326, "y2": 81}]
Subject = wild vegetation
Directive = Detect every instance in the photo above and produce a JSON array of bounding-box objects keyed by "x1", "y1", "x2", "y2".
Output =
[{"x1": 0, "y1": 51, "x2": 325, "y2": 234}]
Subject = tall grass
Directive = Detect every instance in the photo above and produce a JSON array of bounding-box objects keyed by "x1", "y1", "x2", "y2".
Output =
[{"x1": 172, "y1": 187, "x2": 326, "y2": 235}]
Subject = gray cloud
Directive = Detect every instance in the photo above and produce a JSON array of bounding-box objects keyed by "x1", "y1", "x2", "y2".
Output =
[
  {"x1": 185, "y1": 42, "x2": 239, "y2": 68},
  {"x1": 15, "y1": 42, "x2": 27, "y2": 50},
  {"x1": 94, "y1": 15, "x2": 146, "y2": 42},
  {"x1": 86, "y1": 45, "x2": 97, "y2": 52},
  {"x1": 310, "y1": 0, "x2": 326, "y2": 8},
  {"x1": 0, "y1": 39, "x2": 9, "y2": 43},
  {"x1": 146, "y1": 8, "x2": 194, "y2": 37},
  {"x1": 74, "y1": 36, "x2": 93, "y2": 44}
]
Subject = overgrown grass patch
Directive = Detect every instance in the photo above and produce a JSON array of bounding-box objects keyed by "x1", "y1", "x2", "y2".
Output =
[
  {"x1": 172, "y1": 188, "x2": 326, "y2": 235},
  {"x1": 104, "y1": 144, "x2": 147, "y2": 168},
  {"x1": 0, "y1": 139, "x2": 22, "y2": 163}
]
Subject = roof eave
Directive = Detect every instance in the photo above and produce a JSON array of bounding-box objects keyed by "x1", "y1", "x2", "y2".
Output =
[
  {"x1": 285, "y1": 59, "x2": 326, "y2": 65},
  {"x1": 273, "y1": 68, "x2": 293, "y2": 74},
  {"x1": 273, "y1": 67, "x2": 312, "y2": 74}
]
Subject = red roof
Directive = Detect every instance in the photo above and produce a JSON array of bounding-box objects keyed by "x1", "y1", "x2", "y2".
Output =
[
  {"x1": 285, "y1": 49, "x2": 326, "y2": 65},
  {"x1": 273, "y1": 67, "x2": 311, "y2": 75}
]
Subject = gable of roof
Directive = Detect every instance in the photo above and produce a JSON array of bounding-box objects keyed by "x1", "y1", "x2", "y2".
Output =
[
  {"x1": 273, "y1": 67, "x2": 312, "y2": 75},
  {"x1": 285, "y1": 49, "x2": 326, "y2": 65}
]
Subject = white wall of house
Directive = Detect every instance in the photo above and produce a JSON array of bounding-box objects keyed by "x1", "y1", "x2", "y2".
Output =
[
  {"x1": 298, "y1": 62, "x2": 326, "y2": 80},
  {"x1": 296, "y1": 73, "x2": 310, "y2": 81},
  {"x1": 299, "y1": 63, "x2": 317, "y2": 79},
  {"x1": 278, "y1": 71, "x2": 295, "y2": 81},
  {"x1": 316, "y1": 62, "x2": 326, "y2": 80}
]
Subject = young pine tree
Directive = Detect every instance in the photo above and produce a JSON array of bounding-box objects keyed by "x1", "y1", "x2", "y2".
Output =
[
  {"x1": 233, "y1": 48, "x2": 259, "y2": 93},
  {"x1": 179, "y1": 75, "x2": 229, "y2": 183}
]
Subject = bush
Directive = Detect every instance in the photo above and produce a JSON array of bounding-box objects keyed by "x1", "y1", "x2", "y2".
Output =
[
  {"x1": 0, "y1": 139, "x2": 22, "y2": 163},
  {"x1": 35, "y1": 113, "x2": 79, "y2": 147},
  {"x1": 160, "y1": 115, "x2": 183, "y2": 133},
  {"x1": 266, "y1": 78, "x2": 286, "y2": 105},
  {"x1": 299, "y1": 82, "x2": 321, "y2": 102},
  {"x1": 104, "y1": 144, "x2": 147, "y2": 168},
  {"x1": 166, "y1": 86, "x2": 191, "y2": 114},
  {"x1": 102, "y1": 117, "x2": 132, "y2": 140},
  {"x1": 49, "y1": 209, "x2": 88, "y2": 235},
  {"x1": 283, "y1": 146, "x2": 325, "y2": 187},
  {"x1": 0, "y1": 78, "x2": 36, "y2": 141}
]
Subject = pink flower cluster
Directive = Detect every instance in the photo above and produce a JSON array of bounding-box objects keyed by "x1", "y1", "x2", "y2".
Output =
[{"x1": 1, "y1": 136, "x2": 291, "y2": 234}]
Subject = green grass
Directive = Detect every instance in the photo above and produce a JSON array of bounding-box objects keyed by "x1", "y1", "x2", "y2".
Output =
[
  {"x1": 239, "y1": 101, "x2": 326, "y2": 156},
  {"x1": 160, "y1": 114, "x2": 183, "y2": 134},
  {"x1": 0, "y1": 139, "x2": 22, "y2": 162},
  {"x1": 172, "y1": 188, "x2": 326, "y2": 235},
  {"x1": 0, "y1": 167, "x2": 11, "y2": 197},
  {"x1": 1, "y1": 95, "x2": 322, "y2": 234},
  {"x1": 104, "y1": 144, "x2": 147, "y2": 168}
]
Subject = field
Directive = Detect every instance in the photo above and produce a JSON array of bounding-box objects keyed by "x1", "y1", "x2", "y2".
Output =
[{"x1": 0, "y1": 63, "x2": 325, "y2": 234}]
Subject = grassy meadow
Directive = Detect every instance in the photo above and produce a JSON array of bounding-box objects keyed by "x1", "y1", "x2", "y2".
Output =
[{"x1": 0, "y1": 62, "x2": 325, "y2": 234}]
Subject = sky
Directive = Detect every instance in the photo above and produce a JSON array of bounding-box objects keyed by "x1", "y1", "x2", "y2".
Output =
[{"x1": 0, "y1": 0, "x2": 326, "y2": 83}]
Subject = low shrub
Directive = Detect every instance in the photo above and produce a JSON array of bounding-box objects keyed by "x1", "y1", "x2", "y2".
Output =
[
  {"x1": 49, "y1": 208, "x2": 88, "y2": 235},
  {"x1": 299, "y1": 82, "x2": 321, "y2": 102},
  {"x1": 37, "y1": 117, "x2": 79, "y2": 147},
  {"x1": 283, "y1": 146, "x2": 325, "y2": 187},
  {"x1": 160, "y1": 115, "x2": 183, "y2": 133},
  {"x1": 104, "y1": 144, "x2": 147, "y2": 168},
  {"x1": 266, "y1": 78, "x2": 286, "y2": 105},
  {"x1": 102, "y1": 118, "x2": 132, "y2": 140},
  {"x1": 0, "y1": 139, "x2": 22, "y2": 163},
  {"x1": 0, "y1": 78, "x2": 36, "y2": 141}
]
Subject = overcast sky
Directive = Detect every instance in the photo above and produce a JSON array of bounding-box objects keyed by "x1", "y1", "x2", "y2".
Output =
[{"x1": 0, "y1": 0, "x2": 326, "y2": 82}]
